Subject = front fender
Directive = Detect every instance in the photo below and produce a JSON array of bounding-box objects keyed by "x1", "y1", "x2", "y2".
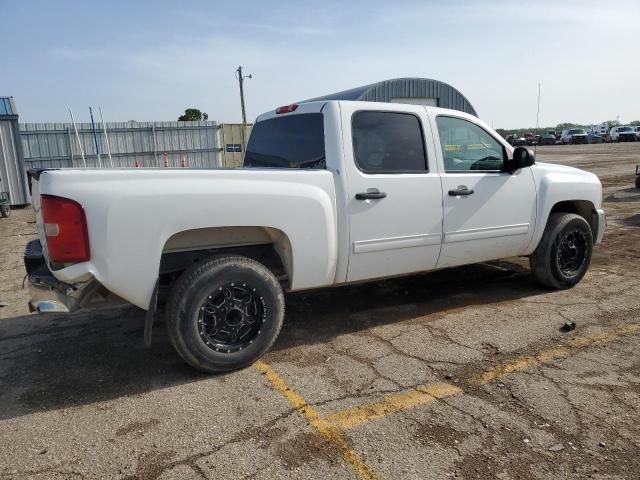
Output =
[{"x1": 524, "y1": 163, "x2": 602, "y2": 254}]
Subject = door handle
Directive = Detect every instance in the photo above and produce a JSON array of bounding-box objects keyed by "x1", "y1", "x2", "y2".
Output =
[
  {"x1": 355, "y1": 189, "x2": 387, "y2": 200},
  {"x1": 448, "y1": 186, "x2": 474, "y2": 196}
]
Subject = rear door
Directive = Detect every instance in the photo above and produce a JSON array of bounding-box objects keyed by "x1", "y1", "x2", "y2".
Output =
[{"x1": 341, "y1": 103, "x2": 443, "y2": 282}]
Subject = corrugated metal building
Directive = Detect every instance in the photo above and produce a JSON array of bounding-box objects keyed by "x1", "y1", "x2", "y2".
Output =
[
  {"x1": 0, "y1": 97, "x2": 30, "y2": 205},
  {"x1": 303, "y1": 77, "x2": 477, "y2": 115}
]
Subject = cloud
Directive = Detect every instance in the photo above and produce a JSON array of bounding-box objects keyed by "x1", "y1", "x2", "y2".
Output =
[{"x1": 21, "y1": 0, "x2": 640, "y2": 125}]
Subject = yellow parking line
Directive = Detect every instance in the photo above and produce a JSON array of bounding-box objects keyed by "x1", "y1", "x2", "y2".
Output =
[
  {"x1": 254, "y1": 360, "x2": 380, "y2": 480},
  {"x1": 326, "y1": 383, "x2": 462, "y2": 431},
  {"x1": 468, "y1": 322, "x2": 640, "y2": 385},
  {"x1": 257, "y1": 321, "x2": 640, "y2": 458},
  {"x1": 324, "y1": 322, "x2": 640, "y2": 431}
]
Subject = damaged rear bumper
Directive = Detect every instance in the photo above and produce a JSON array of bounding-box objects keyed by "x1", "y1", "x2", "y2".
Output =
[{"x1": 25, "y1": 239, "x2": 102, "y2": 313}]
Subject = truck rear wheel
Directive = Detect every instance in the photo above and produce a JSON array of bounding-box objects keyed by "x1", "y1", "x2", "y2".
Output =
[
  {"x1": 529, "y1": 213, "x2": 593, "y2": 290},
  {"x1": 166, "y1": 255, "x2": 285, "y2": 373}
]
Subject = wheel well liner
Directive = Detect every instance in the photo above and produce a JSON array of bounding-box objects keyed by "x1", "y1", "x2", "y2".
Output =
[
  {"x1": 159, "y1": 226, "x2": 293, "y2": 289},
  {"x1": 549, "y1": 200, "x2": 597, "y2": 236}
]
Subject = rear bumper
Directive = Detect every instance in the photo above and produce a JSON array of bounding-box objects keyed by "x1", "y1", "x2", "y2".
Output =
[
  {"x1": 25, "y1": 239, "x2": 100, "y2": 313},
  {"x1": 595, "y1": 209, "x2": 606, "y2": 244}
]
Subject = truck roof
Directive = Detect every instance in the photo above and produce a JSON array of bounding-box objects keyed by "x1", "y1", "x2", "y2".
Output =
[{"x1": 256, "y1": 100, "x2": 478, "y2": 124}]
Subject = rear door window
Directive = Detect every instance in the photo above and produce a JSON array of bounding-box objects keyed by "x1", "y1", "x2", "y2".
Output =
[
  {"x1": 244, "y1": 113, "x2": 325, "y2": 169},
  {"x1": 351, "y1": 111, "x2": 427, "y2": 173}
]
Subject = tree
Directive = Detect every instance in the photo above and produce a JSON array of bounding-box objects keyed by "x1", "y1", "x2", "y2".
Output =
[
  {"x1": 178, "y1": 108, "x2": 209, "y2": 121},
  {"x1": 556, "y1": 122, "x2": 584, "y2": 130}
]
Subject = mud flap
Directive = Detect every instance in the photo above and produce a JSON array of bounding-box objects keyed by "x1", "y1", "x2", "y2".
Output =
[{"x1": 144, "y1": 279, "x2": 159, "y2": 347}]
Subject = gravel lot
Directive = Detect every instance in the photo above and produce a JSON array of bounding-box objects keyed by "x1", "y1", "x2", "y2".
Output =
[{"x1": 1, "y1": 143, "x2": 639, "y2": 480}]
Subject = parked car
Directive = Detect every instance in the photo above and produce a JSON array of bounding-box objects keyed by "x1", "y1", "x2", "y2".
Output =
[
  {"x1": 561, "y1": 129, "x2": 588, "y2": 144},
  {"x1": 505, "y1": 134, "x2": 515, "y2": 145},
  {"x1": 24, "y1": 101, "x2": 606, "y2": 372},
  {"x1": 609, "y1": 126, "x2": 636, "y2": 142},
  {"x1": 524, "y1": 132, "x2": 535, "y2": 145},
  {"x1": 539, "y1": 133, "x2": 557, "y2": 145},
  {"x1": 590, "y1": 123, "x2": 609, "y2": 139},
  {"x1": 512, "y1": 136, "x2": 527, "y2": 146},
  {"x1": 588, "y1": 132, "x2": 603, "y2": 144},
  {"x1": 634, "y1": 126, "x2": 640, "y2": 141}
]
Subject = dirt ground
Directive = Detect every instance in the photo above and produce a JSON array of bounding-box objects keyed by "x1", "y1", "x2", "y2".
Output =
[{"x1": 1, "y1": 142, "x2": 639, "y2": 480}]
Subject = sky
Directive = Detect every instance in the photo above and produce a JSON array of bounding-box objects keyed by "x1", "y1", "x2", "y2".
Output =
[{"x1": 2, "y1": 0, "x2": 639, "y2": 128}]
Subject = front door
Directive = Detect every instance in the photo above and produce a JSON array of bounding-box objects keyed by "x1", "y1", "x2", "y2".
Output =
[
  {"x1": 342, "y1": 104, "x2": 444, "y2": 282},
  {"x1": 431, "y1": 114, "x2": 537, "y2": 268}
]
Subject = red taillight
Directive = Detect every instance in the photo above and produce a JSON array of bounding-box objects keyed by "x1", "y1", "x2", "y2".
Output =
[
  {"x1": 275, "y1": 103, "x2": 299, "y2": 114},
  {"x1": 41, "y1": 195, "x2": 90, "y2": 263}
]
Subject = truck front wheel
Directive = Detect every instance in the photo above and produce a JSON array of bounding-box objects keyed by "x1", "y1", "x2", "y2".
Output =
[
  {"x1": 529, "y1": 213, "x2": 593, "y2": 289},
  {"x1": 166, "y1": 255, "x2": 285, "y2": 373}
]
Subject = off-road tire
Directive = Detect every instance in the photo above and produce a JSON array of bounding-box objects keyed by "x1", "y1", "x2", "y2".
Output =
[
  {"x1": 635, "y1": 176, "x2": 640, "y2": 189},
  {"x1": 0, "y1": 205, "x2": 10, "y2": 218},
  {"x1": 530, "y1": 213, "x2": 593, "y2": 290},
  {"x1": 166, "y1": 255, "x2": 285, "y2": 373}
]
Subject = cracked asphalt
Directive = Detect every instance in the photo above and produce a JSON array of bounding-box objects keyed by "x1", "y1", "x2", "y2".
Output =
[{"x1": 1, "y1": 142, "x2": 639, "y2": 479}]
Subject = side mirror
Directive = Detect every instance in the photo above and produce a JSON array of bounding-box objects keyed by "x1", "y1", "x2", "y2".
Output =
[{"x1": 506, "y1": 146, "x2": 535, "y2": 173}]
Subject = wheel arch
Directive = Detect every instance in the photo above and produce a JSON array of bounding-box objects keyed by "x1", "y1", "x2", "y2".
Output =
[
  {"x1": 525, "y1": 198, "x2": 599, "y2": 256},
  {"x1": 159, "y1": 226, "x2": 294, "y2": 290},
  {"x1": 549, "y1": 200, "x2": 597, "y2": 237}
]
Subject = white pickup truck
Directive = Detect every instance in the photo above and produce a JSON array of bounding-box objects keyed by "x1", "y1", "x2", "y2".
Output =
[{"x1": 25, "y1": 100, "x2": 605, "y2": 372}]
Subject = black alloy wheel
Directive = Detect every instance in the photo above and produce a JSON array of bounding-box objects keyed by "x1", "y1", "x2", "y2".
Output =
[
  {"x1": 530, "y1": 213, "x2": 593, "y2": 289},
  {"x1": 556, "y1": 230, "x2": 587, "y2": 277},
  {"x1": 166, "y1": 254, "x2": 285, "y2": 373},
  {"x1": 197, "y1": 283, "x2": 265, "y2": 353}
]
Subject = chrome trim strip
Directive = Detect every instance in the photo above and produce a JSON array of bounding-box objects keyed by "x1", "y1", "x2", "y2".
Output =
[
  {"x1": 353, "y1": 232, "x2": 442, "y2": 254},
  {"x1": 445, "y1": 223, "x2": 530, "y2": 243}
]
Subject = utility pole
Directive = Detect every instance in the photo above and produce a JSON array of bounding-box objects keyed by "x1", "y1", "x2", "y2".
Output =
[
  {"x1": 236, "y1": 66, "x2": 252, "y2": 152},
  {"x1": 535, "y1": 82, "x2": 541, "y2": 155}
]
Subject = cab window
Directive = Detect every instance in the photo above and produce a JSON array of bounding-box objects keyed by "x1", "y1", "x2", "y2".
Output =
[
  {"x1": 352, "y1": 111, "x2": 427, "y2": 173},
  {"x1": 244, "y1": 113, "x2": 325, "y2": 169},
  {"x1": 436, "y1": 116, "x2": 505, "y2": 173}
]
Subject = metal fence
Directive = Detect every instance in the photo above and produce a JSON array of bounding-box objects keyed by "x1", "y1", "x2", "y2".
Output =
[{"x1": 20, "y1": 121, "x2": 222, "y2": 169}]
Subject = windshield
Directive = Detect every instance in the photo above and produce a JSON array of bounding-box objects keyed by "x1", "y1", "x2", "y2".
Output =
[
  {"x1": 244, "y1": 113, "x2": 326, "y2": 169},
  {"x1": 618, "y1": 127, "x2": 632, "y2": 132},
  {"x1": 569, "y1": 129, "x2": 586, "y2": 135}
]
